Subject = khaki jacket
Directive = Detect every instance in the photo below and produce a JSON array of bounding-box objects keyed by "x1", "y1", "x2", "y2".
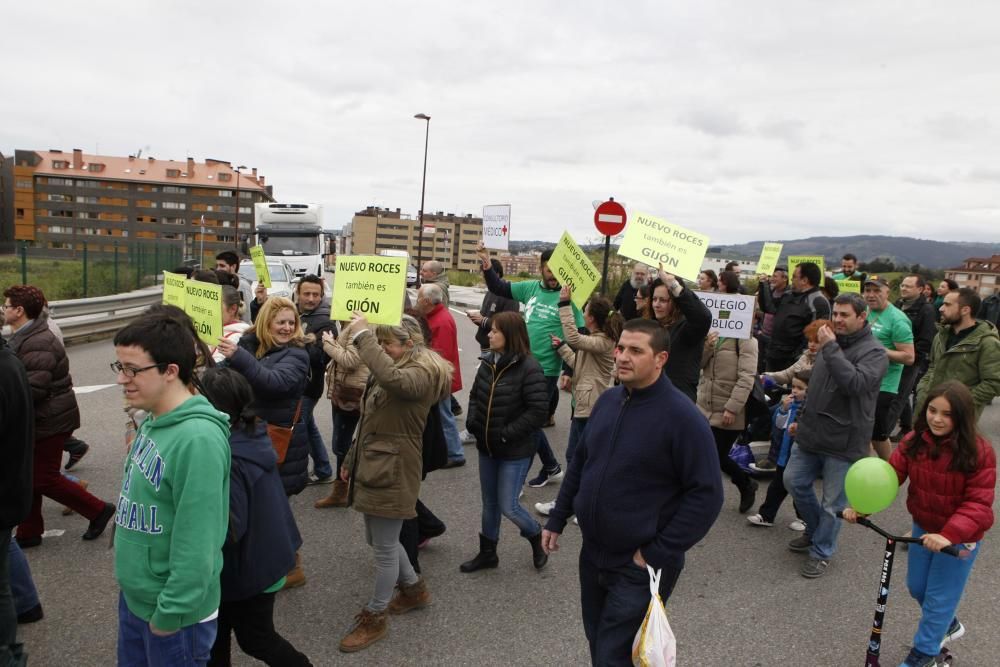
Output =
[
  {"x1": 344, "y1": 331, "x2": 441, "y2": 520},
  {"x1": 324, "y1": 320, "x2": 374, "y2": 413},
  {"x1": 697, "y1": 336, "x2": 758, "y2": 431},
  {"x1": 556, "y1": 304, "x2": 615, "y2": 418}
]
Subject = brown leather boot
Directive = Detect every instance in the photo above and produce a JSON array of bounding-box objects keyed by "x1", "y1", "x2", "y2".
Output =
[
  {"x1": 314, "y1": 479, "x2": 349, "y2": 509},
  {"x1": 62, "y1": 479, "x2": 90, "y2": 516},
  {"x1": 339, "y1": 608, "x2": 387, "y2": 653},
  {"x1": 387, "y1": 577, "x2": 431, "y2": 615},
  {"x1": 282, "y1": 552, "x2": 306, "y2": 590}
]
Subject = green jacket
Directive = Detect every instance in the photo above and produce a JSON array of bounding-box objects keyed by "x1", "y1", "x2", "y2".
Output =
[
  {"x1": 114, "y1": 395, "x2": 231, "y2": 631},
  {"x1": 917, "y1": 320, "x2": 1000, "y2": 418}
]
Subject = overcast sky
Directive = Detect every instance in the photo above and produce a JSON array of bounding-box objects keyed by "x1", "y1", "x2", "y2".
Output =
[{"x1": 4, "y1": 2, "x2": 999, "y2": 246}]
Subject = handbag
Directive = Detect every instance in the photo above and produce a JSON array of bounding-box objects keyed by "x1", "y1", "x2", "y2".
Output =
[{"x1": 267, "y1": 400, "x2": 303, "y2": 465}]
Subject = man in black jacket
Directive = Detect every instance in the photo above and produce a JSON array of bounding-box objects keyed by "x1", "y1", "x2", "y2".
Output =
[
  {"x1": 611, "y1": 262, "x2": 651, "y2": 320},
  {"x1": 0, "y1": 335, "x2": 34, "y2": 664},
  {"x1": 890, "y1": 274, "x2": 938, "y2": 435},
  {"x1": 757, "y1": 262, "x2": 831, "y2": 372},
  {"x1": 542, "y1": 319, "x2": 723, "y2": 665},
  {"x1": 296, "y1": 276, "x2": 338, "y2": 484}
]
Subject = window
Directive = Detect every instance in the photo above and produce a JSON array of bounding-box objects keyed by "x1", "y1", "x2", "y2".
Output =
[
  {"x1": 47, "y1": 225, "x2": 72, "y2": 234},
  {"x1": 16, "y1": 208, "x2": 25, "y2": 219},
  {"x1": 163, "y1": 185, "x2": 187, "y2": 194},
  {"x1": 217, "y1": 234, "x2": 235, "y2": 243},
  {"x1": 238, "y1": 191, "x2": 253, "y2": 199},
  {"x1": 162, "y1": 201, "x2": 186, "y2": 210},
  {"x1": 87, "y1": 163, "x2": 104, "y2": 172},
  {"x1": 162, "y1": 232, "x2": 180, "y2": 240},
  {"x1": 47, "y1": 193, "x2": 72, "y2": 202},
  {"x1": 163, "y1": 217, "x2": 186, "y2": 225},
  {"x1": 49, "y1": 242, "x2": 74, "y2": 249},
  {"x1": 218, "y1": 190, "x2": 233, "y2": 197},
  {"x1": 75, "y1": 195, "x2": 98, "y2": 204},
  {"x1": 79, "y1": 227, "x2": 102, "y2": 236},
  {"x1": 217, "y1": 173, "x2": 232, "y2": 182},
  {"x1": 52, "y1": 160, "x2": 69, "y2": 169},
  {"x1": 77, "y1": 211, "x2": 99, "y2": 219},
  {"x1": 15, "y1": 178, "x2": 32, "y2": 188},
  {"x1": 238, "y1": 222, "x2": 251, "y2": 230},
  {"x1": 166, "y1": 168, "x2": 181, "y2": 177},
  {"x1": 52, "y1": 210, "x2": 73, "y2": 218},
  {"x1": 76, "y1": 179, "x2": 100, "y2": 188},
  {"x1": 47, "y1": 177, "x2": 72, "y2": 186},
  {"x1": 238, "y1": 206, "x2": 251, "y2": 214}
]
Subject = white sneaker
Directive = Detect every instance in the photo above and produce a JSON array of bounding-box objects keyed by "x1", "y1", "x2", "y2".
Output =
[
  {"x1": 788, "y1": 519, "x2": 807, "y2": 532},
  {"x1": 534, "y1": 500, "x2": 556, "y2": 516},
  {"x1": 746, "y1": 513, "x2": 774, "y2": 527},
  {"x1": 459, "y1": 429, "x2": 475, "y2": 445}
]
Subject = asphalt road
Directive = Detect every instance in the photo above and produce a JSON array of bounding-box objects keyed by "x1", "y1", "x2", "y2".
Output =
[{"x1": 16, "y1": 299, "x2": 1000, "y2": 666}]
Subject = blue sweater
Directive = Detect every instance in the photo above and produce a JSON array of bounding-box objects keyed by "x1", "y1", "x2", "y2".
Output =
[{"x1": 546, "y1": 375, "x2": 724, "y2": 571}]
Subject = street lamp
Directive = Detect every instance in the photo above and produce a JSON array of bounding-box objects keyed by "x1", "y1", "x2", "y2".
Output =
[
  {"x1": 414, "y1": 113, "x2": 431, "y2": 282},
  {"x1": 234, "y1": 164, "x2": 247, "y2": 251}
]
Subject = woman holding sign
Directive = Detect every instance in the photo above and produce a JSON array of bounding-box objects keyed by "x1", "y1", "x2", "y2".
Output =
[{"x1": 646, "y1": 265, "x2": 713, "y2": 401}]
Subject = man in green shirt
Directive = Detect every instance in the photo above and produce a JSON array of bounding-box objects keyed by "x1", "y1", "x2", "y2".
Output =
[
  {"x1": 863, "y1": 276, "x2": 914, "y2": 460},
  {"x1": 112, "y1": 314, "x2": 231, "y2": 666},
  {"x1": 831, "y1": 253, "x2": 867, "y2": 283},
  {"x1": 478, "y1": 242, "x2": 584, "y2": 487}
]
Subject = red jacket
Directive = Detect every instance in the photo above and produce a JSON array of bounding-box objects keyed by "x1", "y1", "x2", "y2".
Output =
[
  {"x1": 425, "y1": 303, "x2": 462, "y2": 393},
  {"x1": 890, "y1": 431, "x2": 996, "y2": 544}
]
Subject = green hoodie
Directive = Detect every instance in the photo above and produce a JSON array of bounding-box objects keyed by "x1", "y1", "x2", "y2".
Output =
[{"x1": 114, "y1": 394, "x2": 231, "y2": 632}]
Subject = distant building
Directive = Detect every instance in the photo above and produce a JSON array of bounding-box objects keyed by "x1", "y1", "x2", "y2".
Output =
[
  {"x1": 499, "y1": 252, "x2": 541, "y2": 277},
  {"x1": 0, "y1": 149, "x2": 12, "y2": 253},
  {"x1": 349, "y1": 206, "x2": 489, "y2": 271},
  {"x1": 701, "y1": 255, "x2": 758, "y2": 279},
  {"x1": 3, "y1": 148, "x2": 273, "y2": 259},
  {"x1": 945, "y1": 256, "x2": 1000, "y2": 297}
]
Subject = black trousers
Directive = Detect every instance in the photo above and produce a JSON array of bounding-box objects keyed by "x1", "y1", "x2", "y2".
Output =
[
  {"x1": 758, "y1": 465, "x2": 802, "y2": 523},
  {"x1": 711, "y1": 427, "x2": 750, "y2": 488},
  {"x1": 209, "y1": 591, "x2": 312, "y2": 667}
]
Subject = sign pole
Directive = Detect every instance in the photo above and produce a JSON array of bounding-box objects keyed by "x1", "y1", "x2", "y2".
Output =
[
  {"x1": 593, "y1": 197, "x2": 628, "y2": 296},
  {"x1": 601, "y1": 234, "x2": 611, "y2": 295}
]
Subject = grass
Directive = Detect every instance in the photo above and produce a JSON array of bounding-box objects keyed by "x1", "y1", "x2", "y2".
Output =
[{"x1": 0, "y1": 254, "x2": 168, "y2": 300}]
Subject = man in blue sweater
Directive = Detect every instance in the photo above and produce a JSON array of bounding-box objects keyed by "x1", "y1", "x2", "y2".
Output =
[{"x1": 542, "y1": 319, "x2": 724, "y2": 666}]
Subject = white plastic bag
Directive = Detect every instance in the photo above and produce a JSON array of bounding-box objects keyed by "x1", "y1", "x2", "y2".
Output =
[{"x1": 631, "y1": 565, "x2": 677, "y2": 667}]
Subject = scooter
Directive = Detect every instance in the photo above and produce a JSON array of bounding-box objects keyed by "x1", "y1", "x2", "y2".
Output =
[{"x1": 837, "y1": 511, "x2": 970, "y2": 666}]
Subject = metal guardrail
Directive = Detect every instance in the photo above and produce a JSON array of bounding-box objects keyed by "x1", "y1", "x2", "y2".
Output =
[{"x1": 51, "y1": 287, "x2": 163, "y2": 344}]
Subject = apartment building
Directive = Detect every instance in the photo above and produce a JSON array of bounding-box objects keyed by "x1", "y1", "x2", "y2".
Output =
[
  {"x1": 945, "y1": 255, "x2": 1000, "y2": 297},
  {"x1": 5, "y1": 149, "x2": 273, "y2": 259},
  {"x1": 349, "y1": 206, "x2": 487, "y2": 271}
]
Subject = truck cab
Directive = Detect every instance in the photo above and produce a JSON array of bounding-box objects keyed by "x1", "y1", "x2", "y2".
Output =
[{"x1": 254, "y1": 203, "x2": 326, "y2": 280}]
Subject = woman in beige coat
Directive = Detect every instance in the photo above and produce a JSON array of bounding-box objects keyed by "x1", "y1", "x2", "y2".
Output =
[
  {"x1": 338, "y1": 313, "x2": 452, "y2": 654},
  {"x1": 698, "y1": 326, "x2": 760, "y2": 514}
]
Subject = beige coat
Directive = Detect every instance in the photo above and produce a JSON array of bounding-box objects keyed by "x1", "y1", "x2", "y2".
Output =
[
  {"x1": 697, "y1": 336, "x2": 758, "y2": 431},
  {"x1": 556, "y1": 304, "x2": 615, "y2": 418},
  {"x1": 344, "y1": 331, "x2": 445, "y2": 520},
  {"x1": 324, "y1": 319, "x2": 374, "y2": 412},
  {"x1": 764, "y1": 349, "x2": 815, "y2": 386}
]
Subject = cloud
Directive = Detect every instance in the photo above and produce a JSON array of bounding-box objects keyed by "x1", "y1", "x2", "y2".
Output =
[
  {"x1": 924, "y1": 113, "x2": 992, "y2": 142},
  {"x1": 757, "y1": 119, "x2": 806, "y2": 149},
  {"x1": 676, "y1": 108, "x2": 748, "y2": 138},
  {"x1": 964, "y1": 167, "x2": 1000, "y2": 182},
  {"x1": 902, "y1": 172, "x2": 948, "y2": 186}
]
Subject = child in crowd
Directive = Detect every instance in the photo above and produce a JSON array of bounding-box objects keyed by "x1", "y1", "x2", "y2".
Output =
[
  {"x1": 844, "y1": 381, "x2": 995, "y2": 667},
  {"x1": 747, "y1": 369, "x2": 810, "y2": 530}
]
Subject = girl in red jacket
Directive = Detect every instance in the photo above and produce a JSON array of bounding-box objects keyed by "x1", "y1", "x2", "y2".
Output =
[{"x1": 846, "y1": 380, "x2": 995, "y2": 667}]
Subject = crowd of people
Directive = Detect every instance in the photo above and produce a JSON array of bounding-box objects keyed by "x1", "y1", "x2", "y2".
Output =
[{"x1": 1, "y1": 246, "x2": 998, "y2": 667}]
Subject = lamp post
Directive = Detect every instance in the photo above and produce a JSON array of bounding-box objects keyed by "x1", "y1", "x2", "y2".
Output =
[
  {"x1": 234, "y1": 164, "x2": 246, "y2": 251},
  {"x1": 414, "y1": 113, "x2": 431, "y2": 282}
]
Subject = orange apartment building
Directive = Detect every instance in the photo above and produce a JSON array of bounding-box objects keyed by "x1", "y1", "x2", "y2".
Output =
[
  {"x1": 2, "y1": 148, "x2": 273, "y2": 259},
  {"x1": 945, "y1": 255, "x2": 1000, "y2": 297}
]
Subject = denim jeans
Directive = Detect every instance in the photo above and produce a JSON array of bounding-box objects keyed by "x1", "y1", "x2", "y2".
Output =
[
  {"x1": 7, "y1": 538, "x2": 38, "y2": 615},
  {"x1": 784, "y1": 444, "x2": 852, "y2": 561},
  {"x1": 579, "y1": 550, "x2": 681, "y2": 667},
  {"x1": 532, "y1": 376, "x2": 561, "y2": 472},
  {"x1": 478, "y1": 453, "x2": 540, "y2": 541},
  {"x1": 301, "y1": 396, "x2": 333, "y2": 479},
  {"x1": 566, "y1": 417, "x2": 588, "y2": 466},
  {"x1": 907, "y1": 523, "x2": 980, "y2": 656},
  {"x1": 438, "y1": 396, "x2": 465, "y2": 463},
  {"x1": 0, "y1": 530, "x2": 24, "y2": 666},
  {"x1": 331, "y1": 406, "x2": 360, "y2": 471},
  {"x1": 118, "y1": 592, "x2": 217, "y2": 667}
]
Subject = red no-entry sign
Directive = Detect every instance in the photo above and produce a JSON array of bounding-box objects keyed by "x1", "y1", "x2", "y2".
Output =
[{"x1": 594, "y1": 199, "x2": 627, "y2": 236}]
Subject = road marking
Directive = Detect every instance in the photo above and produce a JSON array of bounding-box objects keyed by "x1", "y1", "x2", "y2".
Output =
[{"x1": 75, "y1": 384, "x2": 117, "y2": 394}]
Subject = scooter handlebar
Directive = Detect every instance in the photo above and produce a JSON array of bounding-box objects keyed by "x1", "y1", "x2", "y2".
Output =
[{"x1": 836, "y1": 511, "x2": 965, "y2": 558}]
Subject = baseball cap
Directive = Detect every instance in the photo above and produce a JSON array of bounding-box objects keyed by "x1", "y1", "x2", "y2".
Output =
[{"x1": 863, "y1": 276, "x2": 888, "y2": 288}]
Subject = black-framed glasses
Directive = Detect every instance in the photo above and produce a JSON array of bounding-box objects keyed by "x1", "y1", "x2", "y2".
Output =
[{"x1": 110, "y1": 361, "x2": 166, "y2": 378}]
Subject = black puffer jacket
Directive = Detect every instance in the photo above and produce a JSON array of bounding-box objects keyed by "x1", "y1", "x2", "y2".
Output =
[
  {"x1": 9, "y1": 310, "x2": 81, "y2": 440},
  {"x1": 466, "y1": 351, "x2": 548, "y2": 460},
  {"x1": 229, "y1": 333, "x2": 310, "y2": 495},
  {"x1": 657, "y1": 286, "x2": 713, "y2": 402},
  {"x1": 299, "y1": 301, "x2": 338, "y2": 400},
  {"x1": 758, "y1": 283, "x2": 830, "y2": 359},
  {"x1": 0, "y1": 338, "x2": 34, "y2": 529}
]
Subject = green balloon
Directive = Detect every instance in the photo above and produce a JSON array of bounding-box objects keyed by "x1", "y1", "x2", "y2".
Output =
[{"x1": 845, "y1": 457, "x2": 900, "y2": 514}]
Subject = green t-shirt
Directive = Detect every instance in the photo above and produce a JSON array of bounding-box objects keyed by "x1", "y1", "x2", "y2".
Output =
[
  {"x1": 509, "y1": 280, "x2": 584, "y2": 377},
  {"x1": 867, "y1": 304, "x2": 913, "y2": 393}
]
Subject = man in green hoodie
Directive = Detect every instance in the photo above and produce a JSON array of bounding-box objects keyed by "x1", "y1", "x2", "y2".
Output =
[{"x1": 112, "y1": 315, "x2": 231, "y2": 666}]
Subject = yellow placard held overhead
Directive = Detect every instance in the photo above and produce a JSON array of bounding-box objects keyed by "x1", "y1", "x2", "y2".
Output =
[
  {"x1": 837, "y1": 279, "x2": 861, "y2": 294},
  {"x1": 162, "y1": 271, "x2": 186, "y2": 309},
  {"x1": 756, "y1": 243, "x2": 783, "y2": 276},
  {"x1": 546, "y1": 231, "x2": 600, "y2": 310},
  {"x1": 183, "y1": 280, "x2": 223, "y2": 345},
  {"x1": 249, "y1": 246, "x2": 271, "y2": 288},
  {"x1": 332, "y1": 255, "x2": 408, "y2": 325},
  {"x1": 788, "y1": 255, "x2": 826, "y2": 280},
  {"x1": 616, "y1": 211, "x2": 710, "y2": 283}
]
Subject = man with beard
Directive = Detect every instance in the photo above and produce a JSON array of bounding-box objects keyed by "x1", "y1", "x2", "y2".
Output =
[
  {"x1": 890, "y1": 274, "x2": 938, "y2": 437},
  {"x1": 296, "y1": 275, "x2": 338, "y2": 484},
  {"x1": 613, "y1": 263, "x2": 651, "y2": 320}
]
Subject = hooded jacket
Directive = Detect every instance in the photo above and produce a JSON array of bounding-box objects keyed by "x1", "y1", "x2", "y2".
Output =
[
  {"x1": 466, "y1": 350, "x2": 549, "y2": 459},
  {"x1": 697, "y1": 336, "x2": 759, "y2": 431},
  {"x1": 0, "y1": 338, "x2": 34, "y2": 529},
  {"x1": 230, "y1": 332, "x2": 311, "y2": 495},
  {"x1": 114, "y1": 395, "x2": 231, "y2": 632},
  {"x1": 8, "y1": 309, "x2": 81, "y2": 440},
  {"x1": 221, "y1": 422, "x2": 302, "y2": 601},
  {"x1": 794, "y1": 323, "x2": 888, "y2": 462},
  {"x1": 299, "y1": 300, "x2": 338, "y2": 400},
  {"x1": 324, "y1": 319, "x2": 373, "y2": 413},
  {"x1": 555, "y1": 302, "x2": 615, "y2": 418},
  {"x1": 916, "y1": 320, "x2": 1000, "y2": 419}
]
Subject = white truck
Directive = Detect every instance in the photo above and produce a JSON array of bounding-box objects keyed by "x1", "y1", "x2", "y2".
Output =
[{"x1": 252, "y1": 203, "x2": 326, "y2": 279}]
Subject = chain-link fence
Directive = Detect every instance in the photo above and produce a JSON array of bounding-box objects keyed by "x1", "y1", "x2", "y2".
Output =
[{"x1": 1, "y1": 240, "x2": 186, "y2": 300}]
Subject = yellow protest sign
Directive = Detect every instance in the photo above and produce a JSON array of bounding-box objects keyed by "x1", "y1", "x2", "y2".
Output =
[
  {"x1": 788, "y1": 255, "x2": 826, "y2": 280},
  {"x1": 547, "y1": 231, "x2": 600, "y2": 310},
  {"x1": 332, "y1": 255, "x2": 407, "y2": 325},
  {"x1": 616, "y1": 211, "x2": 710, "y2": 282},
  {"x1": 162, "y1": 271, "x2": 186, "y2": 309},
  {"x1": 756, "y1": 243, "x2": 783, "y2": 276},
  {"x1": 249, "y1": 246, "x2": 271, "y2": 288},
  {"x1": 183, "y1": 280, "x2": 223, "y2": 345},
  {"x1": 837, "y1": 279, "x2": 861, "y2": 294}
]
